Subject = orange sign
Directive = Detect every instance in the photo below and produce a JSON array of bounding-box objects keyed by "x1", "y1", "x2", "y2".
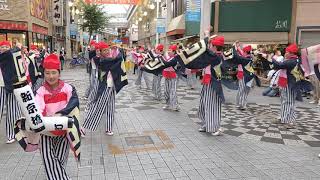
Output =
[{"x1": 85, "y1": 0, "x2": 141, "y2": 4}]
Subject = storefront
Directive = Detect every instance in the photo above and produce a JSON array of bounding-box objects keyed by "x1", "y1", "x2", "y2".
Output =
[
  {"x1": 0, "y1": 20, "x2": 29, "y2": 47},
  {"x1": 211, "y1": 0, "x2": 292, "y2": 44},
  {"x1": 31, "y1": 23, "x2": 51, "y2": 50}
]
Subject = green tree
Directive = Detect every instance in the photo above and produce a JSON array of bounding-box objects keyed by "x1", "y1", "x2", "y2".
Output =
[{"x1": 78, "y1": 0, "x2": 110, "y2": 41}]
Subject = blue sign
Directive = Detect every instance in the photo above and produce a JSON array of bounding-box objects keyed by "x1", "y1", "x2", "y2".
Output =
[
  {"x1": 186, "y1": 0, "x2": 201, "y2": 22},
  {"x1": 156, "y1": 18, "x2": 166, "y2": 33},
  {"x1": 70, "y1": 24, "x2": 78, "y2": 36},
  {"x1": 186, "y1": 12, "x2": 201, "y2": 22}
]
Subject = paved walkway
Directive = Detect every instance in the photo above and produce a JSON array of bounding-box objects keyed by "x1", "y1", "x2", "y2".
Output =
[{"x1": 0, "y1": 68, "x2": 320, "y2": 180}]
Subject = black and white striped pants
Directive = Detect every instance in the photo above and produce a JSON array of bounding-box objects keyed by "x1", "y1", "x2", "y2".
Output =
[
  {"x1": 152, "y1": 75, "x2": 162, "y2": 100},
  {"x1": 198, "y1": 84, "x2": 222, "y2": 133},
  {"x1": 135, "y1": 67, "x2": 151, "y2": 88},
  {"x1": 83, "y1": 87, "x2": 116, "y2": 132},
  {"x1": 40, "y1": 134, "x2": 70, "y2": 180},
  {"x1": 0, "y1": 87, "x2": 22, "y2": 140},
  {"x1": 236, "y1": 79, "x2": 250, "y2": 108},
  {"x1": 85, "y1": 76, "x2": 99, "y2": 112},
  {"x1": 280, "y1": 87, "x2": 296, "y2": 124},
  {"x1": 164, "y1": 78, "x2": 178, "y2": 108}
]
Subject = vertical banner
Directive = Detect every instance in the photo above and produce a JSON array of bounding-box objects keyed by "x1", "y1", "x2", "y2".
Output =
[
  {"x1": 52, "y1": 0, "x2": 63, "y2": 26},
  {"x1": 185, "y1": 0, "x2": 201, "y2": 36}
]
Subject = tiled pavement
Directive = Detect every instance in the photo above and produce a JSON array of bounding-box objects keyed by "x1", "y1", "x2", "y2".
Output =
[{"x1": 0, "y1": 68, "x2": 320, "y2": 180}]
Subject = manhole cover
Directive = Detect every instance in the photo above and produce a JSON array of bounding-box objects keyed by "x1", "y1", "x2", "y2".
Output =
[{"x1": 125, "y1": 136, "x2": 154, "y2": 146}]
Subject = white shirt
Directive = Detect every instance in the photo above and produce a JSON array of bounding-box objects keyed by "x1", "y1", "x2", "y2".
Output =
[
  {"x1": 107, "y1": 71, "x2": 114, "y2": 87},
  {"x1": 0, "y1": 69, "x2": 4, "y2": 87}
]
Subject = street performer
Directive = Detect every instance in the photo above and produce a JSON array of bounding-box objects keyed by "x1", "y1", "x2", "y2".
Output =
[
  {"x1": 163, "y1": 45, "x2": 180, "y2": 111},
  {"x1": 83, "y1": 42, "x2": 128, "y2": 135}
]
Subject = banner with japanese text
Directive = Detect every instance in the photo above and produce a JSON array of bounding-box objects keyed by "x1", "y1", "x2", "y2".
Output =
[{"x1": 52, "y1": 0, "x2": 63, "y2": 26}]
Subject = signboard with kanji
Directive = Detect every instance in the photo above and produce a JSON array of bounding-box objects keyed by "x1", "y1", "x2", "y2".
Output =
[{"x1": 52, "y1": 0, "x2": 63, "y2": 26}]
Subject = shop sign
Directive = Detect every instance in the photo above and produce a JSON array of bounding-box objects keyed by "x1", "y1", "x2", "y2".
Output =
[
  {"x1": 185, "y1": 0, "x2": 201, "y2": 35},
  {"x1": 0, "y1": 0, "x2": 9, "y2": 11},
  {"x1": 70, "y1": 24, "x2": 78, "y2": 36},
  {"x1": 84, "y1": 0, "x2": 141, "y2": 5},
  {"x1": 52, "y1": 0, "x2": 63, "y2": 26},
  {"x1": 156, "y1": 18, "x2": 166, "y2": 33},
  {"x1": 0, "y1": 21, "x2": 27, "y2": 31},
  {"x1": 32, "y1": 24, "x2": 48, "y2": 35},
  {"x1": 186, "y1": 0, "x2": 201, "y2": 22}
]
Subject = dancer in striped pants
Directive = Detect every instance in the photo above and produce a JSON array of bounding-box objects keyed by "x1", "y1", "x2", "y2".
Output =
[
  {"x1": 0, "y1": 41, "x2": 22, "y2": 144},
  {"x1": 152, "y1": 44, "x2": 165, "y2": 100},
  {"x1": 83, "y1": 42, "x2": 127, "y2": 136},
  {"x1": 134, "y1": 47, "x2": 151, "y2": 89},
  {"x1": 198, "y1": 36, "x2": 225, "y2": 136},
  {"x1": 36, "y1": 54, "x2": 80, "y2": 180},
  {"x1": 271, "y1": 44, "x2": 302, "y2": 129},
  {"x1": 163, "y1": 45, "x2": 179, "y2": 111},
  {"x1": 85, "y1": 41, "x2": 100, "y2": 99},
  {"x1": 233, "y1": 44, "x2": 255, "y2": 110}
]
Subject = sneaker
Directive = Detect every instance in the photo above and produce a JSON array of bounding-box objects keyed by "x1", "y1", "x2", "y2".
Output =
[
  {"x1": 163, "y1": 105, "x2": 170, "y2": 110},
  {"x1": 272, "y1": 118, "x2": 281, "y2": 124},
  {"x1": 172, "y1": 106, "x2": 180, "y2": 111},
  {"x1": 284, "y1": 123, "x2": 295, "y2": 129},
  {"x1": 309, "y1": 100, "x2": 318, "y2": 104},
  {"x1": 318, "y1": 102, "x2": 320, "y2": 106},
  {"x1": 211, "y1": 130, "x2": 223, "y2": 136},
  {"x1": 106, "y1": 131, "x2": 114, "y2": 136},
  {"x1": 198, "y1": 127, "x2": 206, "y2": 132},
  {"x1": 6, "y1": 139, "x2": 15, "y2": 144}
]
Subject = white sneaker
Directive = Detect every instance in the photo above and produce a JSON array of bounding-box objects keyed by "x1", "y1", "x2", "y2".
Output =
[
  {"x1": 198, "y1": 127, "x2": 206, "y2": 132},
  {"x1": 317, "y1": 102, "x2": 320, "y2": 106},
  {"x1": 6, "y1": 139, "x2": 15, "y2": 144},
  {"x1": 309, "y1": 100, "x2": 317, "y2": 104},
  {"x1": 318, "y1": 154, "x2": 320, "y2": 158},
  {"x1": 163, "y1": 105, "x2": 170, "y2": 110},
  {"x1": 211, "y1": 128, "x2": 223, "y2": 136},
  {"x1": 106, "y1": 131, "x2": 114, "y2": 136}
]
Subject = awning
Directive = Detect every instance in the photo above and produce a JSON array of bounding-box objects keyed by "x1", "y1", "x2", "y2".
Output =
[{"x1": 167, "y1": 14, "x2": 185, "y2": 36}]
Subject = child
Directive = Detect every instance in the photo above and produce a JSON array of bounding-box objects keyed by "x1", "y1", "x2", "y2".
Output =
[{"x1": 35, "y1": 54, "x2": 79, "y2": 180}]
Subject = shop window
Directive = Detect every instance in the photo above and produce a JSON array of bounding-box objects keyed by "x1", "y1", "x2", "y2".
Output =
[{"x1": 7, "y1": 32, "x2": 27, "y2": 47}]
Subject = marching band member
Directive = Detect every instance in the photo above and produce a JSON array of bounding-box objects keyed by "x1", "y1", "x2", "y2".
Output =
[
  {"x1": 134, "y1": 46, "x2": 151, "y2": 89},
  {"x1": 35, "y1": 54, "x2": 80, "y2": 180},
  {"x1": 83, "y1": 42, "x2": 128, "y2": 135},
  {"x1": 234, "y1": 43, "x2": 256, "y2": 110},
  {"x1": 0, "y1": 41, "x2": 22, "y2": 144},
  {"x1": 198, "y1": 36, "x2": 225, "y2": 136},
  {"x1": 152, "y1": 44, "x2": 164, "y2": 100},
  {"x1": 271, "y1": 44, "x2": 303, "y2": 129},
  {"x1": 163, "y1": 45, "x2": 180, "y2": 111}
]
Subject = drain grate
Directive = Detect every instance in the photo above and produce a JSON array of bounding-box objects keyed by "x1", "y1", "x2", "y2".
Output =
[{"x1": 125, "y1": 136, "x2": 154, "y2": 146}]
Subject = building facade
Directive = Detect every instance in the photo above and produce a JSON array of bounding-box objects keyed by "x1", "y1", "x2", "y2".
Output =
[{"x1": 0, "y1": 0, "x2": 52, "y2": 49}]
